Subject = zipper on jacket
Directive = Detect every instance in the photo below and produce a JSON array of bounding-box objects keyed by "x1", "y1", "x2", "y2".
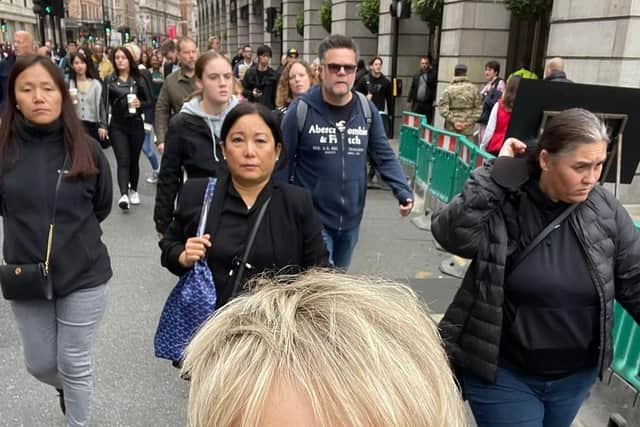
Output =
[{"x1": 570, "y1": 218, "x2": 607, "y2": 378}]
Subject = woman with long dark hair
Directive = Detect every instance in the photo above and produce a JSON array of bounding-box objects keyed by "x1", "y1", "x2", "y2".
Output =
[
  {"x1": 0, "y1": 55, "x2": 112, "y2": 426},
  {"x1": 69, "y1": 52, "x2": 107, "y2": 143},
  {"x1": 104, "y1": 46, "x2": 151, "y2": 211}
]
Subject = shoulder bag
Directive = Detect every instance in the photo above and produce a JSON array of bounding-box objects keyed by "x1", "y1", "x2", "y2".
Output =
[
  {"x1": 0, "y1": 155, "x2": 68, "y2": 300},
  {"x1": 154, "y1": 178, "x2": 218, "y2": 363}
]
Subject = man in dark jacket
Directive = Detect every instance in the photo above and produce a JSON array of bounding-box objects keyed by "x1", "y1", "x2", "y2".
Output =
[
  {"x1": 242, "y1": 45, "x2": 278, "y2": 110},
  {"x1": 0, "y1": 31, "x2": 34, "y2": 106},
  {"x1": 406, "y1": 55, "x2": 437, "y2": 124},
  {"x1": 280, "y1": 34, "x2": 414, "y2": 270},
  {"x1": 544, "y1": 57, "x2": 572, "y2": 82}
]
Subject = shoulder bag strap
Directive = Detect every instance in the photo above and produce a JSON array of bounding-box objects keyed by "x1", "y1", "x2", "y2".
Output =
[
  {"x1": 230, "y1": 196, "x2": 272, "y2": 297},
  {"x1": 509, "y1": 203, "x2": 578, "y2": 274},
  {"x1": 196, "y1": 178, "x2": 217, "y2": 237},
  {"x1": 44, "y1": 154, "x2": 68, "y2": 274}
]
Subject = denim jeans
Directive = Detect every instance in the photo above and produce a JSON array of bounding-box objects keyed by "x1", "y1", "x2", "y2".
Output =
[
  {"x1": 142, "y1": 130, "x2": 159, "y2": 172},
  {"x1": 463, "y1": 365, "x2": 597, "y2": 427},
  {"x1": 11, "y1": 285, "x2": 108, "y2": 427},
  {"x1": 321, "y1": 227, "x2": 360, "y2": 270}
]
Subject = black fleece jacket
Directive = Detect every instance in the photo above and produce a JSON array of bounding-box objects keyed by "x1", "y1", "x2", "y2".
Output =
[
  {"x1": 1, "y1": 116, "x2": 113, "y2": 297},
  {"x1": 153, "y1": 111, "x2": 226, "y2": 234}
]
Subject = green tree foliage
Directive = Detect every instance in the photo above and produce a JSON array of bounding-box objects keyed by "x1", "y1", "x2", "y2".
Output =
[
  {"x1": 505, "y1": 0, "x2": 553, "y2": 18},
  {"x1": 412, "y1": 0, "x2": 443, "y2": 26},
  {"x1": 359, "y1": 0, "x2": 379, "y2": 34},
  {"x1": 320, "y1": 0, "x2": 332, "y2": 33},
  {"x1": 296, "y1": 11, "x2": 304, "y2": 36}
]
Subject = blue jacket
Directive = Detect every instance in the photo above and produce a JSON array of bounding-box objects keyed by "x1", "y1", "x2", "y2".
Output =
[{"x1": 280, "y1": 85, "x2": 413, "y2": 231}]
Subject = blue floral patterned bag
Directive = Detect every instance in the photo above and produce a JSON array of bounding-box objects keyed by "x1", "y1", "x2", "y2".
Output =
[{"x1": 154, "y1": 178, "x2": 217, "y2": 362}]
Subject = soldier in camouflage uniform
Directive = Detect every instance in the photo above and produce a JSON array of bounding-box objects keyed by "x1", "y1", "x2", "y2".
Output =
[{"x1": 437, "y1": 64, "x2": 482, "y2": 138}]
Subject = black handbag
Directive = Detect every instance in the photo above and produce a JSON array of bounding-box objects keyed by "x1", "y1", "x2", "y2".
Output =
[{"x1": 0, "y1": 156, "x2": 67, "y2": 300}]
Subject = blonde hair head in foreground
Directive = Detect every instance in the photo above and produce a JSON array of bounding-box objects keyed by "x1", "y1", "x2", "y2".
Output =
[{"x1": 182, "y1": 269, "x2": 467, "y2": 427}]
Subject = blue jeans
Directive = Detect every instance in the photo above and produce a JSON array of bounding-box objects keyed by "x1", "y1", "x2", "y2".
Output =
[
  {"x1": 463, "y1": 365, "x2": 597, "y2": 427},
  {"x1": 11, "y1": 285, "x2": 108, "y2": 427},
  {"x1": 142, "y1": 130, "x2": 159, "y2": 171},
  {"x1": 321, "y1": 227, "x2": 360, "y2": 270}
]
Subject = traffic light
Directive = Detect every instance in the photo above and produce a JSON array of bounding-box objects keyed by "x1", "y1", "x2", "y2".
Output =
[
  {"x1": 390, "y1": 0, "x2": 411, "y2": 18},
  {"x1": 32, "y1": 0, "x2": 44, "y2": 15},
  {"x1": 123, "y1": 27, "x2": 130, "y2": 43},
  {"x1": 265, "y1": 7, "x2": 277, "y2": 33},
  {"x1": 104, "y1": 20, "x2": 111, "y2": 35},
  {"x1": 52, "y1": 0, "x2": 64, "y2": 18},
  {"x1": 43, "y1": 0, "x2": 53, "y2": 15},
  {"x1": 0, "y1": 20, "x2": 7, "y2": 33}
]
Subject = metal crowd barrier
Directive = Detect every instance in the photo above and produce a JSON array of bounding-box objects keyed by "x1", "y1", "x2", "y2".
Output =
[{"x1": 398, "y1": 111, "x2": 493, "y2": 218}]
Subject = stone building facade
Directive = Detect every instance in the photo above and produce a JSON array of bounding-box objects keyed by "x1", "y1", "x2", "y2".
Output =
[
  {"x1": 195, "y1": 0, "x2": 640, "y2": 133},
  {"x1": 0, "y1": 0, "x2": 38, "y2": 45}
]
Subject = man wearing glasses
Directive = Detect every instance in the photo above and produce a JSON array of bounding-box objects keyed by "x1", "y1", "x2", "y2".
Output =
[{"x1": 280, "y1": 34, "x2": 414, "y2": 270}]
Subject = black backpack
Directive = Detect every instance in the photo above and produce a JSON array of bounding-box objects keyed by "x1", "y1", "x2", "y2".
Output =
[{"x1": 478, "y1": 78, "x2": 502, "y2": 125}]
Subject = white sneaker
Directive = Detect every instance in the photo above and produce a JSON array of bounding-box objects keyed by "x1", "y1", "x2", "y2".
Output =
[
  {"x1": 118, "y1": 194, "x2": 130, "y2": 210},
  {"x1": 146, "y1": 170, "x2": 159, "y2": 184},
  {"x1": 129, "y1": 191, "x2": 140, "y2": 205}
]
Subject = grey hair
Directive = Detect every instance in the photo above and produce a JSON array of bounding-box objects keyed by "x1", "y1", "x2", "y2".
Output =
[
  {"x1": 528, "y1": 108, "x2": 610, "y2": 177},
  {"x1": 318, "y1": 34, "x2": 359, "y2": 63}
]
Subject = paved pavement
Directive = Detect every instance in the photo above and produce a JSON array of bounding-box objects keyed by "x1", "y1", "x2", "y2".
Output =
[{"x1": 0, "y1": 149, "x2": 638, "y2": 426}]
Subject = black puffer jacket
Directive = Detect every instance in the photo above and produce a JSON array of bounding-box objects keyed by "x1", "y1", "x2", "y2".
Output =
[{"x1": 432, "y1": 157, "x2": 640, "y2": 383}]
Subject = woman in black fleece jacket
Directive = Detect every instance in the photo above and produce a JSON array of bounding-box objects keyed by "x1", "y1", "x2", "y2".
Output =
[
  {"x1": 431, "y1": 108, "x2": 640, "y2": 427},
  {"x1": 0, "y1": 55, "x2": 112, "y2": 426}
]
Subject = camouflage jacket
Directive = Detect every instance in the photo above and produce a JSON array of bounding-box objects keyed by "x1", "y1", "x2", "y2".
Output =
[{"x1": 437, "y1": 76, "x2": 482, "y2": 136}]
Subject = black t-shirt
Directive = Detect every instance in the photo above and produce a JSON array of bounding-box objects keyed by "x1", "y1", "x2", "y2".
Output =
[
  {"x1": 500, "y1": 180, "x2": 599, "y2": 378},
  {"x1": 327, "y1": 93, "x2": 357, "y2": 129}
]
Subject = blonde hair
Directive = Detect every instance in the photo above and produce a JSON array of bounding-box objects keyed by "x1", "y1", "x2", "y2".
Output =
[
  {"x1": 275, "y1": 59, "x2": 315, "y2": 108},
  {"x1": 183, "y1": 270, "x2": 467, "y2": 427}
]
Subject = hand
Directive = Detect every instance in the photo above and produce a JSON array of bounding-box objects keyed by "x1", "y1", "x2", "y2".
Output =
[
  {"x1": 499, "y1": 137, "x2": 527, "y2": 158},
  {"x1": 131, "y1": 97, "x2": 141, "y2": 109},
  {"x1": 432, "y1": 100, "x2": 437, "y2": 107},
  {"x1": 252, "y1": 88, "x2": 263, "y2": 98},
  {"x1": 399, "y1": 199, "x2": 414, "y2": 216},
  {"x1": 178, "y1": 234, "x2": 212, "y2": 268},
  {"x1": 453, "y1": 121, "x2": 466, "y2": 131},
  {"x1": 98, "y1": 128, "x2": 108, "y2": 140},
  {"x1": 367, "y1": 93, "x2": 373, "y2": 100},
  {"x1": 157, "y1": 143, "x2": 165, "y2": 155}
]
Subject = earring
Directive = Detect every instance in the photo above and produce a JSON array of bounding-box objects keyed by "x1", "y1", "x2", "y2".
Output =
[{"x1": 16, "y1": 104, "x2": 20, "y2": 110}]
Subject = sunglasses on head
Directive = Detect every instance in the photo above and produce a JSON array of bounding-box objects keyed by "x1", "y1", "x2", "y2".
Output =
[{"x1": 325, "y1": 63, "x2": 357, "y2": 74}]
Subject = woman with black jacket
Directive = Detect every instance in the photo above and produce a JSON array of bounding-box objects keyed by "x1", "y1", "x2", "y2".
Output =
[
  {"x1": 0, "y1": 55, "x2": 112, "y2": 426},
  {"x1": 104, "y1": 46, "x2": 151, "y2": 211},
  {"x1": 431, "y1": 108, "x2": 640, "y2": 427},
  {"x1": 154, "y1": 51, "x2": 238, "y2": 235},
  {"x1": 160, "y1": 102, "x2": 328, "y2": 309}
]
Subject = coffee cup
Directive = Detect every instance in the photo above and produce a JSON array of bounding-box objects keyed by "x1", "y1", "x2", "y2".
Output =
[
  {"x1": 127, "y1": 94, "x2": 137, "y2": 114},
  {"x1": 69, "y1": 88, "x2": 78, "y2": 104}
]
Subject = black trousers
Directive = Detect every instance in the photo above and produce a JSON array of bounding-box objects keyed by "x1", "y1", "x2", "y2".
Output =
[
  {"x1": 109, "y1": 117, "x2": 144, "y2": 195},
  {"x1": 413, "y1": 101, "x2": 435, "y2": 125}
]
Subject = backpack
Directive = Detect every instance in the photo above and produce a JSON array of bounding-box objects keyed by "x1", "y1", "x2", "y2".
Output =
[
  {"x1": 296, "y1": 91, "x2": 372, "y2": 133},
  {"x1": 289, "y1": 91, "x2": 373, "y2": 182},
  {"x1": 478, "y1": 77, "x2": 502, "y2": 125}
]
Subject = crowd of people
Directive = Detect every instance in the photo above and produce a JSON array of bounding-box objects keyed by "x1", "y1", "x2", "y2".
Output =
[{"x1": 0, "y1": 30, "x2": 639, "y2": 427}]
